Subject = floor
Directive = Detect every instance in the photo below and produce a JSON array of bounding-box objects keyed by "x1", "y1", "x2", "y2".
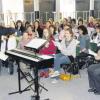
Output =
[{"x1": 0, "y1": 66, "x2": 100, "y2": 100}]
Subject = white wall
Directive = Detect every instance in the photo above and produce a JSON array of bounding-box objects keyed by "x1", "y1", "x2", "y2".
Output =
[{"x1": 2, "y1": 0, "x2": 24, "y2": 25}]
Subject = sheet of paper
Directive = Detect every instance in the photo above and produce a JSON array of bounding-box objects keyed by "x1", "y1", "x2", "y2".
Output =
[
  {"x1": 0, "y1": 52, "x2": 8, "y2": 61},
  {"x1": 89, "y1": 49, "x2": 97, "y2": 56},
  {"x1": 38, "y1": 55, "x2": 53, "y2": 59},
  {"x1": 75, "y1": 40, "x2": 80, "y2": 45},
  {"x1": 97, "y1": 43, "x2": 100, "y2": 46},
  {"x1": 25, "y1": 38, "x2": 47, "y2": 49}
]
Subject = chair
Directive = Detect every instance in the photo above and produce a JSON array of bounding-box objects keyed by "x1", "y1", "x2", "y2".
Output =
[{"x1": 76, "y1": 42, "x2": 97, "y2": 69}]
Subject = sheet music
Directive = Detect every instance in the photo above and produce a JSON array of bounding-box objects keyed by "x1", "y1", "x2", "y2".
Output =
[
  {"x1": 38, "y1": 55, "x2": 53, "y2": 59},
  {"x1": 25, "y1": 38, "x2": 47, "y2": 49},
  {"x1": 75, "y1": 40, "x2": 80, "y2": 45},
  {"x1": 97, "y1": 43, "x2": 100, "y2": 46},
  {"x1": 89, "y1": 49, "x2": 97, "y2": 56},
  {"x1": 0, "y1": 52, "x2": 8, "y2": 61}
]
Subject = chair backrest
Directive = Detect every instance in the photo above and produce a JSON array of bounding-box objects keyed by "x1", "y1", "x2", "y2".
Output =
[{"x1": 76, "y1": 45, "x2": 80, "y2": 56}]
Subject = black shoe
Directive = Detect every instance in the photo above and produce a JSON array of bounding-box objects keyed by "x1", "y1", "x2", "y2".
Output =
[
  {"x1": 10, "y1": 71, "x2": 13, "y2": 75},
  {"x1": 88, "y1": 88, "x2": 96, "y2": 92},
  {"x1": 94, "y1": 90, "x2": 100, "y2": 95}
]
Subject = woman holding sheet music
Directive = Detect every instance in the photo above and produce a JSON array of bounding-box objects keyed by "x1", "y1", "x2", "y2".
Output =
[
  {"x1": 39, "y1": 28, "x2": 56, "y2": 55},
  {"x1": 39, "y1": 28, "x2": 56, "y2": 78}
]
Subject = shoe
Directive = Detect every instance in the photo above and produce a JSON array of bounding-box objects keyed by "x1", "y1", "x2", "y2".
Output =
[
  {"x1": 44, "y1": 72, "x2": 49, "y2": 78},
  {"x1": 10, "y1": 71, "x2": 13, "y2": 75},
  {"x1": 94, "y1": 90, "x2": 100, "y2": 95},
  {"x1": 51, "y1": 79, "x2": 58, "y2": 84},
  {"x1": 50, "y1": 71, "x2": 60, "y2": 78},
  {"x1": 39, "y1": 71, "x2": 45, "y2": 77},
  {"x1": 88, "y1": 88, "x2": 96, "y2": 92}
]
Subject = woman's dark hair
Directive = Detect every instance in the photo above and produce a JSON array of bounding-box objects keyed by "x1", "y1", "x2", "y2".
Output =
[
  {"x1": 25, "y1": 25, "x2": 33, "y2": 33},
  {"x1": 25, "y1": 21, "x2": 30, "y2": 29},
  {"x1": 34, "y1": 20, "x2": 40, "y2": 29},
  {"x1": 15, "y1": 20, "x2": 22, "y2": 27},
  {"x1": 78, "y1": 18, "x2": 83, "y2": 25},
  {"x1": 15, "y1": 20, "x2": 25, "y2": 32},
  {"x1": 78, "y1": 25, "x2": 88, "y2": 35},
  {"x1": 71, "y1": 19, "x2": 76, "y2": 24}
]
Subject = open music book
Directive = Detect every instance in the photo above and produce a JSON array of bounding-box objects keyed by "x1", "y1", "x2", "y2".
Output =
[
  {"x1": 25, "y1": 38, "x2": 47, "y2": 50},
  {"x1": 38, "y1": 54, "x2": 53, "y2": 59},
  {"x1": 89, "y1": 49, "x2": 97, "y2": 56}
]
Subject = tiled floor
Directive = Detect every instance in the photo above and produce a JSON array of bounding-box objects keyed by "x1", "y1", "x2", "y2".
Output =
[{"x1": 0, "y1": 67, "x2": 100, "y2": 100}]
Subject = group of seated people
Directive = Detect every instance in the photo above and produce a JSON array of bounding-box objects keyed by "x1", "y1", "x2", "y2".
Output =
[{"x1": 0, "y1": 16, "x2": 100, "y2": 94}]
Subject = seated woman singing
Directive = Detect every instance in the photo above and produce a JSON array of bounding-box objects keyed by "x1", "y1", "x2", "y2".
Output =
[
  {"x1": 18, "y1": 25, "x2": 36, "y2": 49},
  {"x1": 39, "y1": 28, "x2": 57, "y2": 78},
  {"x1": 39, "y1": 28, "x2": 56, "y2": 55},
  {"x1": 17, "y1": 25, "x2": 37, "y2": 74},
  {"x1": 78, "y1": 25, "x2": 90, "y2": 54},
  {"x1": 51, "y1": 28, "x2": 78, "y2": 76}
]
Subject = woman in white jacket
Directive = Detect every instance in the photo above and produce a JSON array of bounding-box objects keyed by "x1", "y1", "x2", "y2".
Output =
[{"x1": 52, "y1": 28, "x2": 78, "y2": 75}]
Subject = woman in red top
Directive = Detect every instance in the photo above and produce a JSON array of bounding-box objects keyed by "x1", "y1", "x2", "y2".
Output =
[
  {"x1": 39, "y1": 28, "x2": 57, "y2": 77},
  {"x1": 39, "y1": 28, "x2": 56, "y2": 55}
]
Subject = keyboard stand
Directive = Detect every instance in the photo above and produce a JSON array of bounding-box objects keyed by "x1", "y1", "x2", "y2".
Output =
[
  {"x1": 31, "y1": 63, "x2": 49, "y2": 100},
  {"x1": 9, "y1": 60, "x2": 31, "y2": 95},
  {"x1": 9, "y1": 59, "x2": 49, "y2": 100}
]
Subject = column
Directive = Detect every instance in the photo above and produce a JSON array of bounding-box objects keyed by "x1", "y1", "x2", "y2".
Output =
[
  {"x1": 90, "y1": 0, "x2": 94, "y2": 17},
  {"x1": 0, "y1": 0, "x2": 3, "y2": 25},
  {"x1": 33, "y1": 0, "x2": 39, "y2": 20},
  {"x1": 56, "y1": 0, "x2": 61, "y2": 20}
]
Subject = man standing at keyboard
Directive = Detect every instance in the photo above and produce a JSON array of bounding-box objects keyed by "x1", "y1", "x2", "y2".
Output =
[{"x1": 0, "y1": 27, "x2": 17, "y2": 75}]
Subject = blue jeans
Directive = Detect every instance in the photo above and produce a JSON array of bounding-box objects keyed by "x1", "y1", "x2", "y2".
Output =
[{"x1": 54, "y1": 53, "x2": 71, "y2": 71}]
